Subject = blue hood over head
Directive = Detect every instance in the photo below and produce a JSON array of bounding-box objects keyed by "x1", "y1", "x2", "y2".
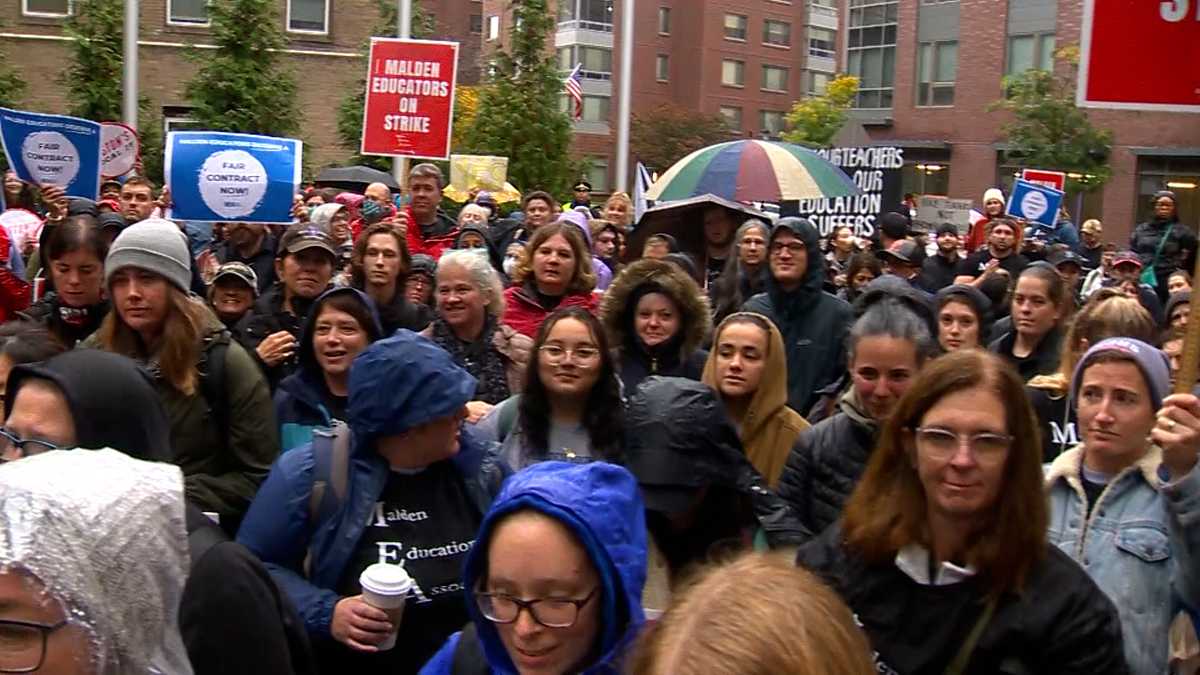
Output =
[
  {"x1": 347, "y1": 330, "x2": 476, "y2": 447},
  {"x1": 462, "y1": 461, "x2": 647, "y2": 674}
]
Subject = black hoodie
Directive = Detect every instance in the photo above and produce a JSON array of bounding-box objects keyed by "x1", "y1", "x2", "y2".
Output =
[
  {"x1": 6, "y1": 348, "x2": 173, "y2": 462},
  {"x1": 743, "y1": 218, "x2": 854, "y2": 414}
]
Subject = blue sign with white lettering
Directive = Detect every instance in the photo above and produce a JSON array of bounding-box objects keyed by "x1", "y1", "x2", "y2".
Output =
[
  {"x1": 0, "y1": 108, "x2": 102, "y2": 199},
  {"x1": 1005, "y1": 178, "x2": 1064, "y2": 228},
  {"x1": 166, "y1": 131, "x2": 302, "y2": 223}
]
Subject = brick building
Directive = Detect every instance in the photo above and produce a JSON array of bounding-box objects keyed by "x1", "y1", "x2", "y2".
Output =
[
  {"x1": 0, "y1": 0, "x2": 484, "y2": 169},
  {"x1": 481, "y1": 0, "x2": 841, "y2": 193},
  {"x1": 839, "y1": 0, "x2": 1199, "y2": 242}
]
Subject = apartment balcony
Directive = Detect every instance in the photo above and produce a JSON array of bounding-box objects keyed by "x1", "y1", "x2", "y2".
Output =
[
  {"x1": 807, "y1": 3, "x2": 839, "y2": 30},
  {"x1": 556, "y1": 21, "x2": 614, "y2": 48},
  {"x1": 807, "y1": 52, "x2": 837, "y2": 72}
]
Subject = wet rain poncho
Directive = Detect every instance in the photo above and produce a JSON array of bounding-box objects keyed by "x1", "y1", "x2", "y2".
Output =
[{"x1": 0, "y1": 448, "x2": 192, "y2": 674}]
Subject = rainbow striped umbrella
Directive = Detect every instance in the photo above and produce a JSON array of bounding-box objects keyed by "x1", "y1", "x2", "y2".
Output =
[{"x1": 646, "y1": 139, "x2": 860, "y2": 202}]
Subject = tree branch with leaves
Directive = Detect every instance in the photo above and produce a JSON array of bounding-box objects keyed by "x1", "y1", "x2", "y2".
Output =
[{"x1": 782, "y1": 75, "x2": 859, "y2": 148}]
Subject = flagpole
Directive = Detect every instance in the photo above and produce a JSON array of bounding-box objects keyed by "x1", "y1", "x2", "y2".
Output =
[
  {"x1": 614, "y1": 0, "x2": 635, "y2": 193},
  {"x1": 123, "y1": 0, "x2": 138, "y2": 131},
  {"x1": 393, "y1": 0, "x2": 412, "y2": 190}
]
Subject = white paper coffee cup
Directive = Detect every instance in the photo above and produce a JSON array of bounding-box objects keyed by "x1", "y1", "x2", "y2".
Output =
[{"x1": 359, "y1": 563, "x2": 414, "y2": 651}]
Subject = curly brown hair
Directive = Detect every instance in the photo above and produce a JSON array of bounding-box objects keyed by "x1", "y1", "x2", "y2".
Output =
[{"x1": 510, "y1": 221, "x2": 596, "y2": 295}]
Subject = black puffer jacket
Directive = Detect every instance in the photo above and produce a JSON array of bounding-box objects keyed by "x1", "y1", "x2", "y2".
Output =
[
  {"x1": 797, "y1": 525, "x2": 1130, "y2": 675},
  {"x1": 777, "y1": 390, "x2": 877, "y2": 537}
]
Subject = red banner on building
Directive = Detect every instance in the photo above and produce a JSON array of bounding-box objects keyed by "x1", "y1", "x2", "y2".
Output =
[
  {"x1": 360, "y1": 38, "x2": 459, "y2": 159},
  {"x1": 1077, "y1": 0, "x2": 1200, "y2": 113},
  {"x1": 1021, "y1": 169, "x2": 1066, "y2": 192}
]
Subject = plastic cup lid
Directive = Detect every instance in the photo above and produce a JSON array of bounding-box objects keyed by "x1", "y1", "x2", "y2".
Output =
[{"x1": 360, "y1": 563, "x2": 414, "y2": 595}]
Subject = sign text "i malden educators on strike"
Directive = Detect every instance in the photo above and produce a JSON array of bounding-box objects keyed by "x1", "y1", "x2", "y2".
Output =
[{"x1": 360, "y1": 38, "x2": 459, "y2": 161}]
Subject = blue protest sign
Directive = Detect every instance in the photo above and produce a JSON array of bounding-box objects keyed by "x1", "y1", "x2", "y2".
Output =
[
  {"x1": 166, "y1": 131, "x2": 302, "y2": 223},
  {"x1": 1005, "y1": 178, "x2": 1065, "y2": 227},
  {"x1": 0, "y1": 108, "x2": 102, "y2": 199}
]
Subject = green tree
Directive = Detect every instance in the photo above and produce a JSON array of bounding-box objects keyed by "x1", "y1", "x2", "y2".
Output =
[
  {"x1": 185, "y1": 0, "x2": 301, "y2": 137},
  {"x1": 0, "y1": 20, "x2": 27, "y2": 110},
  {"x1": 782, "y1": 75, "x2": 859, "y2": 148},
  {"x1": 335, "y1": 0, "x2": 433, "y2": 169},
  {"x1": 992, "y1": 46, "x2": 1112, "y2": 193},
  {"x1": 58, "y1": 0, "x2": 163, "y2": 183},
  {"x1": 461, "y1": 0, "x2": 577, "y2": 194},
  {"x1": 631, "y1": 104, "x2": 732, "y2": 174}
]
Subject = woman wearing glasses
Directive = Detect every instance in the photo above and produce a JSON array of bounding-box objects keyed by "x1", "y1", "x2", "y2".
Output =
[
  {"x1": 475, "y1": 308, "x2": 624, "y2": 470},
  {"x1": 1047, "y1": 338, "x2": 1200, "y2": 675},
  {"x1": 797, "y1": 349, "x2": 1128, "y2": 674},
  {"x1": 420, "y1": 461, "x2": 647, "y2": 675}
]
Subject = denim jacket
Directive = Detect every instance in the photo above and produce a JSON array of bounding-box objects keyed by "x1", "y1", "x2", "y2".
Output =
[{"x1": 1046, "y1": 445, "x2": 1200, "y2": 675}]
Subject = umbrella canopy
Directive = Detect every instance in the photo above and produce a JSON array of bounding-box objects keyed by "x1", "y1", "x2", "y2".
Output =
[
  {"x1": 646, "y1": 140, "x2": 860, "y2": 203},
  {"x1": 624, "y1": 194, "x2": 772, "y2": 264},
  {"x1": 314, "y1": 165, "x2": 400, "y2": 192}
]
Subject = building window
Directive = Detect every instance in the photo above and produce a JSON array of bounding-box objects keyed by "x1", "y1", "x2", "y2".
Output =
[
  {"x1": 22, "y1": 0, "x2": 70, "y2": 16},
  {"x1": 470, "y1": 14, "x2": 482, "y2": 34},
  {"x1": 587, "y1": 158, "x2": 610, "y2": 193},
  {"x1": 162, "y1": 105, "x2": 202, "y2": 135},
  {"x1": 764, "y1": 20, "x2": 791, "y2": 47},
  {"x1": 1006, "y1": 32, "x2": 1055, "y2": 75},
  {"x1": 1137, "y1": 156, "x2": 1200, "y2": 225},
  {"x1": 901, "y1": 159, "x2": 951, "y2": 197},
  {"x1": 848, "y1": 0, "x2": 898, "y2": 109},
  {"x1": 721, "y1": 59, "x2": 745, "y2": 87},
  {"x1": 658, "y1": 6, "x2": 671, "y2": 34},
  {"x1": 558, "y1": 45, "x2": 612, "y2": 80},
  {"x1": 562, "y1": 95, "x2": 611, "y2": 123},
  {"x1": 916, "y1": 41, "x2": 957, "y2": 106},
  {"x1": 656, "y1": 54, "x2": 669, "y2": 81},
  {"x1": 168, "y1": 0, "x2": 208, "y2": 25},
  {"x1": 487, "y1": 15, "x2": 499, "y2": 40},
  {"x1": 724, "y1": 14, "x2": 747, "y2": 41},
  {"x1": 761, "y1": 65, "x2": 789, "y2": 93},
  {"x1": 719, "y1": 106, "x2": 743, "y2": 131},
  {"x1": 808, "y1": 27, "x2": 836, "y2": 59},
  {"x1": 808, "y1": 71, "x2": 830, "y2": 95},
  {"x1": 558, "y1": 0, "x2": 614, "y2": 31},
  {"x1": 760, "y1": 110, "x2": 786, "y2": 137},
  {"x1": 287, "y1": 0, "x2": 327, "y2": 33}
]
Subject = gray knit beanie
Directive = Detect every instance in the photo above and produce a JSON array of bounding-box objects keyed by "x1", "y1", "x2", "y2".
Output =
[
  {"x1": 1070, "y1": 337, "x2": 1171, "y2": 413},
  {"x1": 105, "y1": 218, "x2": 192, "y2": 293}
]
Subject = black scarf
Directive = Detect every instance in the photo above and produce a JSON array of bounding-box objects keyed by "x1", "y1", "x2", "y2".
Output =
[{"x1": 429, "y1": 315, "x2": 511, "y2": 404}]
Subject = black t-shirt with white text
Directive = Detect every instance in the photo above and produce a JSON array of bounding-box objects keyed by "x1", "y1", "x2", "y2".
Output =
[
  {"x1": 955, "y1": 249, "x2": 1030, "y2": 280},
  {"x1": 318, "y1": 461, "x2": 481, "y2": 675}
]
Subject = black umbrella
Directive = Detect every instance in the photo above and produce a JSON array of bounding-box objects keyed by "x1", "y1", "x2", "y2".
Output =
[
  {"x1": 314, "y1": 165, "x2": 399, "y2": 193},
  {"x1": 625, "y1": 194, "x2": 773, "y2": 263}
]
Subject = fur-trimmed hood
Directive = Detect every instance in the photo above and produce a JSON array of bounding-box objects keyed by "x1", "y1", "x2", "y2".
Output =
[{"x1": 599, "y1": 258, "x2": 712, "y2": 359}]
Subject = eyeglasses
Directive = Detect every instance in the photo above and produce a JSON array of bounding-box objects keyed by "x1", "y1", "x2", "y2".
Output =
[
  {"x1": 770, "y1": 241, "x2": 806, "y2": 255},
  {"x1": 0, "y1": 619, "x2": 69, "y2": 673},
  {"x1": 475, "y1": 588, "x2": 598, "y2": 628},
  {"x1": 0, "y1": 428, "x2": 62, "y2": 463},
  {"x1": 913, "y1": 426, "x2": 1012, "y2": 461},
  {"x1": 538, "y1": 345, "x2": 601, "y2": 364}
]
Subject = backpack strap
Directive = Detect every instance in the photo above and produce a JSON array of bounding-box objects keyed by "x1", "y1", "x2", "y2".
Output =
[
  {"x1": 451, "y1": 623, "x2": 491, "y2": 675},
  {"x1": 496, "y1": 396, "x2": 519, "y2": 442},
  {"x1": 304, "y1": 421, "x2": 352, "y2": 578},
  {"x1": 942, "y1": 596, "x2": 998, "y2": 675},
  {"x1": 198, "y1": 331, "x2": 231, "y2": 450}
]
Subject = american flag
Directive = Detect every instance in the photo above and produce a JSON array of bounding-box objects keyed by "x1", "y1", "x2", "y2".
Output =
[{"x1": 564, "y1": 63, "x2": 583, "y2": 121}]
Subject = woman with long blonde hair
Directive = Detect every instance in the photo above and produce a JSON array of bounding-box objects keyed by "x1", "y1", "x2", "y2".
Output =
[{"x1": 86, "y1": 218, "x2": 278, "y2": 533}]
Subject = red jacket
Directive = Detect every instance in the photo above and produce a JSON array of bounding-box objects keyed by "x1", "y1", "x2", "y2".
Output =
[
  {"x1": 501, "y1": 285, "x2": 599, "y2": 338},
  {"x1": 404, "y1": 206, "x2": 459, "y2": 261},
  {"x1": 0, "y1": 227, "x2": 30, "y2": 322}
]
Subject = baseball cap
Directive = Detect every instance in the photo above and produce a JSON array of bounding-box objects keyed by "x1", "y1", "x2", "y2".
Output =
[
  {"x1": 573, "y1": 179, "x2": 592, "y2": 191},
  {"x1": 1112, "y1": 250, "x2": 1143, "y2": 269},
  {"x1": 935, "y1": 223, "x2": 960, "y2": 238},
  {"x1": 97, "y1": 212, "x2": 127, "y2": 232},
  {"x1": 1049, "y1": 250, "x2": 1086, "y2": 269},
  {"x1": 1080, "y1": 219, "x2": 1103, "y2": 235},
  {"x1": 278, "y1": 223, "x2": 336, "y2": 259},
  {"x1": 879, "y1": 211, "x2": 909, "y2": 240},
  {"x1": 211, "y1": 262, "x2": 260, "y2": 295},
  {"x1": 877, "y1": 239, "x2": 921, "y2": 264}
]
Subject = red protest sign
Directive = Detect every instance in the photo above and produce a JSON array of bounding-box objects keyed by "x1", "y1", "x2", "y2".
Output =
[
  {"x1": 1078, "y1": 0, "x2": 1200, "y2": 113},
  {"x1": 360, "y1": 38, "x2": 459, "y2": 160},
  {"x1": 1021, "y1": 169, "x2": 1066, "y2": 192}
]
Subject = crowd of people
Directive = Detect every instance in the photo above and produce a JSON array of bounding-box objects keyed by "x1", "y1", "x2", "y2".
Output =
[{"x1": 0, "y1": 163, "x2": 1198, "y2": 675}]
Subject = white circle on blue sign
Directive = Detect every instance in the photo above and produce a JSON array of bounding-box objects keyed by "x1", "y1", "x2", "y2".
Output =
[
  {"x1": 21, "y1": 131, "x2": 79, "y2": 187},
  {"x1": 199, "y1": 150, "x2": 268, "y2": 219},
  {"x1": 1020, "y1": 190, "x2": 1048, "y2": 221}
]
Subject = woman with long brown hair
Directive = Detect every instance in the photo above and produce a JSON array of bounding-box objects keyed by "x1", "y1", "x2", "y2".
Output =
[
  {"x1": 85, "y1": 218, "x2": 278, "y2": 533},
  {"x1": 500, "y1": 220, "x2": 598, "y2": 338},
  {"x1": 797, "y1": 349, "x2": 1128, "y2": 674}
]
